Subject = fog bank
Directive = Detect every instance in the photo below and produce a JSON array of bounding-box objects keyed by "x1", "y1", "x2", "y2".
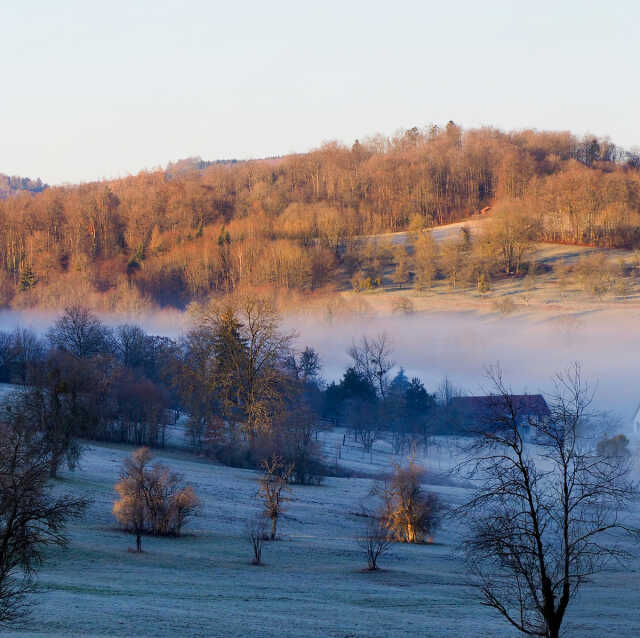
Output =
[
  {"x1": 1, "y1": 306, "x2": 638, "y2": 431},
  {"x1": 285, "y1": 308, "x2": 640, "y2": 429}
]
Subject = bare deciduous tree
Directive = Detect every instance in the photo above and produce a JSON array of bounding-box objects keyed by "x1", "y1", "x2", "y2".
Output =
[
  {"x1": 358, "y1": 515, "x2": 392, "y2": 570},
  {"x1": 47, "y1": 306, "x2": 112, "y2": 359},
  {"x1": 348, "y1": 333, "x2": 394, "y2": 398},
  {"x1": 0, "y1": 419, "x2": 87, "y2": 624},
  {"x1": 189, "y1": 294, "x2": 296, "y2": 440},
  {"x1": 246, "y1": 513, "x2": 268, "y2": 565},
  {"x1": 457, "y1": 364, "x2": 639, "y2": 638},
  {"x1": 486, "y1": 202, "x2": 539, "y2": 276},
  {"x1": 258, "y1": 455, "x2": 294, "y2": 540}
]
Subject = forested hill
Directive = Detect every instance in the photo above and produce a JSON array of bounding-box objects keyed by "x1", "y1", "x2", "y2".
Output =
[
  {"x1": 0, "y1": 123, "x2": 639, "y2": 311},
  {"x1": 0, "y1": 173, "x2": 47, "y2": 199}
]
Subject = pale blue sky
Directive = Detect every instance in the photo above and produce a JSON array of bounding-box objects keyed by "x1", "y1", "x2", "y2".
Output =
[{"x1": 1, "y1": 0, "x2": 638, "y2": 184}]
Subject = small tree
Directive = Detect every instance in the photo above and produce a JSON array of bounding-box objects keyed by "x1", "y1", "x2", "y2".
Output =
[
  {"x1": 113, "y1": 447, "x2": 200, "y2": 551},
  {"x1": 358, "y1": 515, "x2": 392, "y2": 570},
  {"x1": 348, "y1": 333, "x2": 395, "y2": 398},
  {"x1": 0, "y1": 419, "x2": 87, "y2": 623},
  {"x1": 246, "y1": 514, "x2": 268, "y2": 565},
  {"x1": 113, "y1": 447, "x2": 151, "y2": 552},
  {"x1": 379, "y1": 461, "x2": 442, "y2": 543},
  {"x1": 258, "y1": 455, "x2": 293, "y2": 540},
  {"x1": 19, "y1": 263, "x2": 36, "y2": 291}
]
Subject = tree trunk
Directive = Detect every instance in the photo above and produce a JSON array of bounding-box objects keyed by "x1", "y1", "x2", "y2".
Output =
[
  {"x1": 49, "y1": 453, "x2": 60, "y2": 479},
  {"x1": 270, "y1": 516, "x2": 277, "y2": 541},
  {"x1": 136, "y1": 531, "x2": 142, "y2": 552}
]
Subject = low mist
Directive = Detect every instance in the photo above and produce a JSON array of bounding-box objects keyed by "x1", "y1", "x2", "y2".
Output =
[
  {"x1": 288, "y1": 308, "x2": 640, "y2": 430},
  {"x1": 1, "y1": 306, "x2": 638, "y2": 431}
]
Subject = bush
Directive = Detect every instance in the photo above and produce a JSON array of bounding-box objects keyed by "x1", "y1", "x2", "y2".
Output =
[
  {"x1": 596, "y1": 434, "x2": 630, "y2": 458},
  {"x1": 378, "y1": 461, "x2": 442, "y2": 543},
  {"x1": 113, "y1": 448, "x2": 200, "y2": 550}
]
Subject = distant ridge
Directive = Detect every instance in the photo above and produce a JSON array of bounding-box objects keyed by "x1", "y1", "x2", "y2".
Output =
[
  {"x1": 165, "y1": 155, "x2": 283, "y2": 176},
  {"x1": 0, "y1": 173, "x2": 48, "y2": 199}
]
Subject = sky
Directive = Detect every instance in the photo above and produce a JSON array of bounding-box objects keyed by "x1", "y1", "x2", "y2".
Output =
[{"x1": 1, "y1": 0, "x2": 639, "y2": 185}]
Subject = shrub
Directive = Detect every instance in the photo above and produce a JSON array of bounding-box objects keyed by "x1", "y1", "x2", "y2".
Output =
[
  {"x1": 596, "y1": 434, "x2": 630, "y2": 458},
  {"x1": 246, "y1": 514, "x2": 268, "y2": 565},
  {"x1": 113, "y1": 448, "x2": 200, "y2": 550},
  {"x1": 378, "y1": 461, "x2": 442, "y2": 543}
]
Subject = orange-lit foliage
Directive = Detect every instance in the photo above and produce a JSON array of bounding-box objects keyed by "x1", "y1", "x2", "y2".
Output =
[
  {"x1": 1, "y1": 126, "x2": 638, "y2": 309},
  {"x1": 113, "y1": 447, "x2": 200, "y2": 549},
  {"x1": 379, "y1": 461, "x2": 441, "y2": 543}
]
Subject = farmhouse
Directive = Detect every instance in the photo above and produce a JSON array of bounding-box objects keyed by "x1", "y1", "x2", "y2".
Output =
[{"x1": 448, "y1": 394, "x2": 551, "y2": 440}]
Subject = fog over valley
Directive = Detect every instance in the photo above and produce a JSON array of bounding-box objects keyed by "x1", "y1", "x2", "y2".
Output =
[{"x1": 3, "y1": 306, "x2": 638, "y2": 430}]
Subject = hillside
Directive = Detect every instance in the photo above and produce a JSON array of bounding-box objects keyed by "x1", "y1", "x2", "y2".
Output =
[
  {"x1": 0, "y1": 124, "x2": 639, "y2": 312},
  {"x1": 5, "y1": 437, "x2": 639, "y2": 638}
]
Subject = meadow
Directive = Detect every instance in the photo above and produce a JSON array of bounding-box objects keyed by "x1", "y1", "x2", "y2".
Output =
[{"x1": 5, "y1": 429, "x2": 640, "y2": 638}]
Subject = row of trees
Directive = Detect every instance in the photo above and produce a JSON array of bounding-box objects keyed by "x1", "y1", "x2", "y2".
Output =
[
  {"x1": 1, "y1": 125, "x2": 639, "y2": 309},
  {"x1": 0, "y1": 302, "x2": 329, "y2": 484}
]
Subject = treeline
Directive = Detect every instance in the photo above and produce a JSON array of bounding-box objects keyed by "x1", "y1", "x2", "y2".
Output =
[
  {"x1": 0, "y1": 300, "x2": 459, "y2": 484},
  {"x1": 1, "y1": 124, "x2": 639, "y2": 309}
]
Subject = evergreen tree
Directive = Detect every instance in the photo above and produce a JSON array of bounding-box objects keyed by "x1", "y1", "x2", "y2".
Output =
[{"x1": 19, "y1": 263, "x2": 36, "y2": 290}]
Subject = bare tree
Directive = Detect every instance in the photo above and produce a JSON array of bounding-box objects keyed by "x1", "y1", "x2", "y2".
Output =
[
  {"x1": 486, "y1": 202, "x2": 539, "y2": 276},
  {"x1": 189, "y1": 294, "x2": 296, "y2": 439},
  {"x1": 258, "y1": 455, "x2": 294, "y2": 540},
  {"x1": 348, "y1": 333, "x2": 395, "y2": 398},
  {"x1": 47, "y1": 306, "x2": 112, "y2": 359},
  {"x1": 113, "y1": 324, "x2": 147, "y2": 369},
  {"x1": 358, "y1": 515, "x2": 392, "y2": 570},
  {"x1": 0, "y1": 419, "x2": 87, "y2": 624},
  {"x1": 113, "y1": 447, "x2": 151, "y2": 552},
  {"x1": 246, "y1": 513, "x2": 268, "y2": 565},
  {"x1": 347, "y1": 399, "x2": 380, "y2": 454},
  {"x1": 457, "y1": 364, "x2": 639, "y2": 638}
]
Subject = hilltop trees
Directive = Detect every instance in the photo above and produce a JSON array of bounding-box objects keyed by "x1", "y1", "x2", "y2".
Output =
[
  {"x1": 0, "y1": 125, "x2": 638, "y2": 309},
  {"x1": 486, "y1": 201, "x2": 539, "y2": 275}
]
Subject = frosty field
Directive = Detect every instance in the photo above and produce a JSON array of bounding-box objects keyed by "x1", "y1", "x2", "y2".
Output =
[{"x1": 6, "y1": 434, "x2": 640, "y2": 638}]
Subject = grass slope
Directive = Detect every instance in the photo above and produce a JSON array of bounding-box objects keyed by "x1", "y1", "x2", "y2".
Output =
[{"x1": 4, "y1": 437, "x2": 640, "y2": 638}]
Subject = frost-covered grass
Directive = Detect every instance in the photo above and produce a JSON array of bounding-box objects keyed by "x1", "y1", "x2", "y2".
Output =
[{"x1": 6, "y1": 436, "x2": 640, "y2": 638}]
